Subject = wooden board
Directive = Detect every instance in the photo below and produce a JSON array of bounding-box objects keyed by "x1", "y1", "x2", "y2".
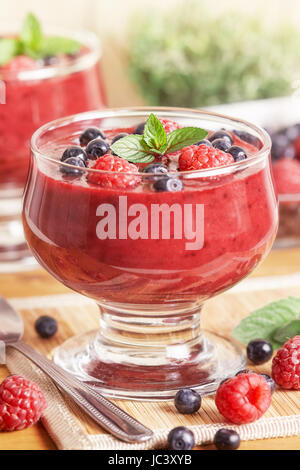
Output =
[{"x1": 0, "y1": 248, "x2": 300, "y2": 450}]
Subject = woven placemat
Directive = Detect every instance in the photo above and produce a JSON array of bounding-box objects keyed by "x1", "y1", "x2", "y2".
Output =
[{"x1": 5, "y1": 275, "x2": 300, "y2": 450}]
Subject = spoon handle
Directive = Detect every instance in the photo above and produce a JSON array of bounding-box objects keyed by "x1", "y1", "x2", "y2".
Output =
[{"x1": 10, "y1": 341, "x2": 153, "y2": 443}]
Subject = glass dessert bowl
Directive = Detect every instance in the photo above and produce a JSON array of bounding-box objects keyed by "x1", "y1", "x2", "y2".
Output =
[
  {"x1": 23, "y1": 107, "x2": 278, "y2": 400},
  {"x1": 0, "y1": 23, "x2": 105, "y2": 269},
  {"x1": 269, "y1": 126, "x2": 300, "y2": 248}
]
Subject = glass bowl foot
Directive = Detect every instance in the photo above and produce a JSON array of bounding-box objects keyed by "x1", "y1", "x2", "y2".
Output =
[{"x1": 53, "y1": 328, "x2": 245, "y2": 400}]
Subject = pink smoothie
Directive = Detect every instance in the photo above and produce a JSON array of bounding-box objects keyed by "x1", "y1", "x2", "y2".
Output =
[{"x1": 0, "y1": 49, "x2": 105, "y2": 190}]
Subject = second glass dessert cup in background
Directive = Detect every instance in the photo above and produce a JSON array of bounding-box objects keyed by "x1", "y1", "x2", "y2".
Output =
[
  {"x1": 0, "y1": 27, "x2": 105, "y2": 270},
  {"x1": 23, "y1": 108, "x2": 278, "y2": 400}
]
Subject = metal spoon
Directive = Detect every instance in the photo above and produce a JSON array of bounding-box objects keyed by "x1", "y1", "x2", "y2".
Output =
[{"x1": 0, "y1": 296, "x2": 153, "y2": 443}]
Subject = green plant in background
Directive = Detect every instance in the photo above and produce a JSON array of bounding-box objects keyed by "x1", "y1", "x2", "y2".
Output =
[{"x1": 128, "y1": 0, "x2": 300, "y2": 107}]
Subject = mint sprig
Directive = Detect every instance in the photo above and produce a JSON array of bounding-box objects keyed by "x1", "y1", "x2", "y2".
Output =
[
  {"x1": 20, "y1": 12, "x2": 43, "y2": 57},
  {"x1": 111, "y1": 113, "x2": 208, "y2": 163},
  {"x1": 0, "y1": 39, "x2": 20, "y2": 66},
  {"x1": 232, "y1": 297, "x2": 300, "y2": 349},
  {"x1": 0, "y1": 13, "x2": 81, "y2": 66}
]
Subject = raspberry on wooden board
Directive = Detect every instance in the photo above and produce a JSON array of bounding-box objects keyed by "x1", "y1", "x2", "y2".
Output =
[{"x1": 0, "y1": 375, "x2": 47, "y2": 432}]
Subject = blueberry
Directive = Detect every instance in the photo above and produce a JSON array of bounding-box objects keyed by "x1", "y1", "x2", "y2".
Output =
[
  {"x1": 168, "y1": 427, "x2": 195, "y2": 450},
  {"x1": 174, "y1": 388, "x2": 201, "y2": 414},
  {"x1": 153, "y1": 176, "x2": 183, "y2": 192},
  {"x1": 111, "y1": 133, "x2": 129, "y2": 145},
  {"x1": 35, "y1": 316, "x2": 58, "y2": 339},
  {"x1": 79, "y1": 127, "x2": 106, "y2": 146},
  {"x1": 133, "y1": 122, "x2": 146, "y2": 135},
  {"x1": 236, "y1": 369, "x2": 255, "y2": 376},
  {"x1": 260, "y1": 374, "x2": 275, "y2": 394},
  {"x1": 60, "y1": 156, "x2": 86, "y2": 176},
  {"x1": 86, "y1": 138, "x2": 110, "y2": 160},
  {"x1": 246, "y1": 339, "x2": 273, "y2": 365},
  {"x1": 61, "y1": 146, "x2": 88, "y2": 163},
  {"x1": 214, "y1": 429, "x2": 240, "y2": 450},
  {"x1": 233, "y1": 129, "x2": 261, "y2": 148},
  {"x1": 271, "y1": 132, "x2": 292, "y2": 161},
  {"x1": 196, "y1": 139, "x2": 212, "y2": 147},
  {"x1": 212, "y1": 138, "x2": 231, "y2": 152},
  {"x1": 142, "y1": 163, "x2": 168, "y2": 180},
  {"x1": 228, "y1": 145, "x2": 247, "y2": 162},
  {"x1": 209, "y1": 131, "x2": 233, "y2": 145}
]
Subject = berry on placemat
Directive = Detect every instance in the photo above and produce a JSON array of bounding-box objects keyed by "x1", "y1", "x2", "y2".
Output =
[
  {"x1": 79, "y1": 127, "x2": 106, "y2": 146},
  {"x1": 215, "y1": 373, "x2": 271, "y2": 424},
  {"x1": 214, "y1": 428, "x2": 240, "y2": 450},
  {"x1": 86, "y1": 138, "x2": 110, "y2": 160},
  {"x1": 174, "y1": 388, "x2": 201, "y2": 414},
  {"x1": 178, "y1": 145, "x2": 234, "y2": 171},
  {"x1": 247, "y1": 339, "x2": 273, "y2": 365},
  {"x1": 88, "y1": 154, "x2": 140, "y2": 189},
  {"x1": 61, "y1": 146, "x2": 88, "y2": 163},
  {"x1": 168, "y1": 426, "x2": 195, "y2": 450},
  {"x1": 272, "y1": 336, "x2": 300, "y2": 390},
  {"x1": 35, "y1": 315, "x2": 58, "y2": 338},
  {"x1": 0, "y1": 375, "x2": 47, "y2": 432}
]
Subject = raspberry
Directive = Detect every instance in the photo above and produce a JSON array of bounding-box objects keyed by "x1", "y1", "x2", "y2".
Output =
[
  {"x1": 215, "y1": 373, "x2": 271, "y2": 424},
  {"x1": 178, "y1": 144, "x2": 234, "y2": 171},
  {"x1": 88, "y1": 154, "x2": 140, "y2": 189},
  {"x1": 2, "y1": 55, "x2": 37, "y2": 72},
  {"x1": 0, "y1": 375, "x2": 47, "y2": 432},
  {"x1": 272, "y1": 336, "x2": 300, "y2": 390},
  {"x1": 272, "y1": 158, "x2": 300, "y2": 194},
  {"x1": 159, "y1": 118, "x2": 181, "y2": 134}
]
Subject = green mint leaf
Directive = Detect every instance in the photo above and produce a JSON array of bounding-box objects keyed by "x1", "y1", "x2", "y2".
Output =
[
  {"x1": 111, "y1": 135, "x2": 155, "y2": 163},
  {"x1": 166, "y1": 127, "x2": 208, "y2": 153},
  {"x1": 0, "y1": 38, "x2": 20, "y2": 66},
  {"x1": 273, "y1": 320, "x2": 300, "y2": 345},
  {"x1": 39, "y1": 36, "x2": 81, "y2": 57},
  {"x1": 20, "y1": 13, "x2": 43, "y2": 54},
  {"x1": 232, "y1": 297, "x2": 300, "y2": 349},
  {"x1": 143, "y1": 113, "x2": 167, "y2": 151}
]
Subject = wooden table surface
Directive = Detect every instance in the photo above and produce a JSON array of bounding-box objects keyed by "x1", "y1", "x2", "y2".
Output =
[{"x1": 0, "y1": 247, "x2": 300, "y2": 451}]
